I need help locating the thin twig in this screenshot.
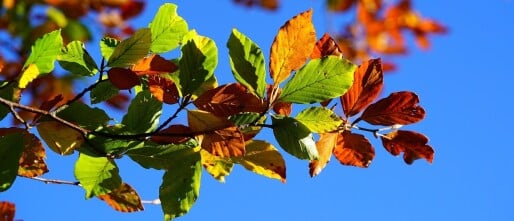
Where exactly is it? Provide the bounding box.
[9,105,30,129]
[156,95,192,132]
[26,176,81,186]
[141,199,161,205]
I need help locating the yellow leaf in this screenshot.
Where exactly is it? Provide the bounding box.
[37,121,84,155]
[269,9,316,84]
[200,149,233,182]
[309,132,338,177]
[233,140,286,182]
[18,64,39,89]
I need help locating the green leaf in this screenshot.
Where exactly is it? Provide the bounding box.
[296,107,343,133]
[23,29,63,73]
[200,150,233,182]
[57,102,110,130]
[0,84,18,121]
[100,37,120,60]
[228,112,262,126]
[149,3,188,53]
[62,20,91,42]
[0,133,24,192]
[87,125,144,155]
[74,153,122,198]
[160,150,201,220]
[107,28,151,68]
[126,139,198,170]
[178,30,218,95]
[122,91,162,133]
[58,41,98,76]
[47,7,68,27]
[90,80,119,104]
[227,28,266,98]
[279,56,356,104]
[271,115,318,160]
[232,140,286,182]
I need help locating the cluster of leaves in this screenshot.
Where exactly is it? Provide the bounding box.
[233,0,447,71]
[0,3,434,221]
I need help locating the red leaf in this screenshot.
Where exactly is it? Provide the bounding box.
[131,54,178,76]
[107,68,140,90]
[381,130,434,164]
[97,183,144,213]
[310,33,345,59]
[341,58,383,117]
[0,201,15,221]
[360,91,425,126]
[120,1,145,20]
[148,75,179,104]
[309,132,338,177]
[333,131,375,168]
[151,124,192,145]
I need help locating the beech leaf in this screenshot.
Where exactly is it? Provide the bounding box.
[381,130,434,164]
[100,37,120,60]
[296,107,342,133]
[107,68,141,90]
[333,132,375,168]
[131,54,178,76]
[58,41,98,76]
[149,3,189,53]
[37,121,84,156]
[107,28,151,68]
[200,149,234,183]
[122,91,162,133]
[23,29,63,73]
[310,33,345,59]
[0,201,15,221]
[74,153,122,199]
[233,140,286,182]
[360,91,425,126]
[309,132,338,177]
[271,115,318,160]
[342,58,383,117]
[0,133,24,192]
[97,183,144,213]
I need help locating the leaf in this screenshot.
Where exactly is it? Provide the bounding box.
[57,102,111,130]
[149,3,188,53]
[228,112,261,126]
[0,201,15,221]
[0,133,24,192]
[37,121,84,155]
[200,149,233,182]
[107,67,141,90]
[227,28,266,98]
[360,91,425,126]
[278,56,356,104]
[0,84,20,121]
[90,80,120,104]
[57,41,98,76]
[233,140,286,182]
[151,124,193,145]
[228,113,266,141]
[296,107,342,133]
[100,37,120,60]
[86,125,144,155]
[178,30,218,95]
[269,9,316,84]
[160,150,201,220]
[131,54,178,75]
[126,139,198,170]
[271,115,318,160]
[23,29,63,73]
[17,131,48,177]
[381,130,434,164]
[122,91,162,133]
[18,64,39,89]
[309,132,338,177]
[310,33,345,59]
[333,132,375,168]
[97,183,144,212]
[342,58,383,117]
[74,153,122,199]
[193,83,266,118]
[147,75,180,104]
[107,28,151,68]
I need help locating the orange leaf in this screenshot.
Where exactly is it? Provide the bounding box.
[341,58,383,117]
[0,201,15,221]
[269,9,316,84]
[333,132,375,168]
[107,67,140,90]
[97,183,144,213]
[309,132,338,177]
[0,128,48,177]
[148,75,179,104]
[360,91,425,126]
[194,83,266,118]
[151,124,192,145]
[381,130,434,164]
[310,33,345,59]
[131,54,178,76]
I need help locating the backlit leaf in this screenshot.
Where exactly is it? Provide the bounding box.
[149,3,188,53]
[107,67,141,90]
[296,107,342,133]
[86,125,144,155]
[107,28,151,68]
[100,37,120,60]
[56,102,110,130]
[18,64,39,89]
[37,121,84,155]
[342,58,383,117]
[90,80,119,104]
[122,91,162,133]
[270,9,316,84]
[0,201,15,221]
[17,131,48,177]
[233,140,286,182]
[97,183,144,212]
[227,28,266,98]
[381,130,434,164]
[151,124,192,145]
[0,84,19,120]
[74,153,122,199]
[271,115,318,160]
[200,149,233,182]
[360,91,425,126]
[127,139,198,170]
[58,41,98,76]
[0,133,24,192]
[310,33,345,59]
[333,132,375,168]
[309,132,338,177]
[23,29,63,73]
[279,56,356,104]
[147,75,180,104]
[131,54,178,75]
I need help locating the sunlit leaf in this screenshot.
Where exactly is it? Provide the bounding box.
[122,91,162,133]
[228,112,266,141]
[100,37,120,60]
[200,149,233,182]
[233,140,286,182]
[0,201,15,221]
[381,130,434,164]
[296,107,342,133]
[127,139,198,170]
[97,183,144,212]
[58,41,98,76]
[107,28,151,68]
[57,102,111,130]
[18,64,39,89]
[74,153,122,199]
[149,3,188,53]
[342,58,383,117]
[271,115,318,160]
[131,54,178,75]
[147,75,180,104]
[90,80,120,104]
[37,121,84,155]
[86,125,144,155]
[310,33,345,59]
[309,132,338,177]
[0,133,24,192]
[360,91,425,126]
[333,132,375,168]
[270,9,316,84]
[23,29,63,73]
[279,56,356,104]
[17,131,48,177]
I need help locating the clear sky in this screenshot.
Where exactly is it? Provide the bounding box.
[2,0,514,220]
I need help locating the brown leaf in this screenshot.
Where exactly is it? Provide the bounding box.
[381,130,434,164]
[131,54,178,76]
[269,9,316,84]
[120,1,145,20]
[333,131,375,168]
[148,75,179,104]
[341,58,383,117]
[0,128,49,177]
[272,101,292,116]
[97,183,144,213]
[310,33,345,59]
[151,124,192,145]
[0,201,15,221]
[360,91,425,126]
[309,132,338,177]
[108,67,140,90]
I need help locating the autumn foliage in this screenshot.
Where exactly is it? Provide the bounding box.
[0,1,440,220]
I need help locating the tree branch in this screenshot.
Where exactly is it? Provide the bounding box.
[25,176,81,186]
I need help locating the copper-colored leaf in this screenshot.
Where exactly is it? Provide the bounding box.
[360,91,425,126]
[97,183,144,213]
[0,201,15,221]
[341,58,383,117]
[0,128,49,177]
[310,33,344,59]
[269,9,316,84]
[148,75,179,104]
[333,132,375,168]
[309,132,338,177]
[272,101,292,116]
[381,130,434,164]
[107,67,141,90]
[120,1,145,20]
[151,124,192,145]
[194,83,266,118]
[131,54,178,76]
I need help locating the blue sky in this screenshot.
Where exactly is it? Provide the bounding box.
[2,0,514,220]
